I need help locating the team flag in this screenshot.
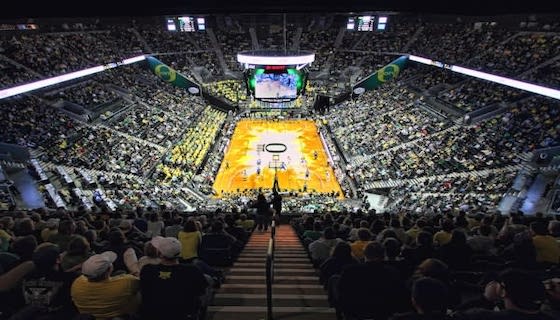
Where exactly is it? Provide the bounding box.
[351,55,408,98]
[146,56,201,95]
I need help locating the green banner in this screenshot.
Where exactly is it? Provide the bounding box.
[352,55,408,97]
[146,56,201,94]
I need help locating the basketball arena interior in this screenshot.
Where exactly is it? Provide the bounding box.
[0,1,559,320]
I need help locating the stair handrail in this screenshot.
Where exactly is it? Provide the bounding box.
[265,214,277,320]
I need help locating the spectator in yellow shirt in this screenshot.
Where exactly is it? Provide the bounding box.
[433,219,454,247]
[71,251,140,320]
[236,213,255,232]
[351,228,372,261]
[178,220,202,261]
[531,221,560,264]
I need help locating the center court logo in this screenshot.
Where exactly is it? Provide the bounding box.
[265,143,287,153]
[154,64,177,82]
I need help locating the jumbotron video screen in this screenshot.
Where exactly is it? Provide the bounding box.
[246,67,306,101]
[255,73,298,99]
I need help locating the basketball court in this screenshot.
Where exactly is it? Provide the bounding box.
[213,119,343,197]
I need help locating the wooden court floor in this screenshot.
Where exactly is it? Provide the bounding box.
[213,119,343,197]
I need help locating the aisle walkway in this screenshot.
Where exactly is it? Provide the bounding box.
[208,225,335,320]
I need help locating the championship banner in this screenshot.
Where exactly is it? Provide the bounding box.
[351,55,408,98]
[146,56,201,95]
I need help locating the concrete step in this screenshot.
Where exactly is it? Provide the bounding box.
[236,257,311,263]
[273,253,308,256]
[243,248,305,252]
[246,246,303,249]
[225,275,320,284]
[274,258,311,263]
[233,262,312,268]
[219,283,326,295]
[207,306,336,320]
[239,250,309,258]
[249,240,300,243]
[243,253,301,257]
[276,240,301,242]
[212,293,330,307]
[242,250,307,254]
[229,268,316,275]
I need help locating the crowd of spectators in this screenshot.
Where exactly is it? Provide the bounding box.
[190,52,222,78]
[196,115,237,196]
[255,23,286,52]
[51,80,120,110]
[0,206,259,319]
[0,95,78,150]
[110,103,200,147]
[326,85,449,157]
[204,80,247,105]
[0,61,37,89]
[0,28,142,78]
[215,30,251,71]
[154,107,226,184]
[522,59,560,89]
[0,200,558,320]
[0,17,560,320]
[438,79,529,112]
[44,125,163,176]
[407,64,466,92]
[468,33,560,77]
[137,26,200,54]
[0,15,559,221]
[353,20,418,54]
[329,51,364,76]
[409,22,514,65]
[208,189,355,214]
[292,209,560,320]
[387,172,517,213]
[102,179,204,213]
[351,94,559,186]
[300,26,340,72]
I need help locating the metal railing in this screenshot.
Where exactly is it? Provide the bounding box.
[265,216,277,320]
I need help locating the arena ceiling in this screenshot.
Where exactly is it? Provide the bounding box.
[4,0,558,19]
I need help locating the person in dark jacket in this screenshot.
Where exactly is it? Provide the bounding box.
[390,277,451,320]
[271,191,282,224]
[252,193,272,232]
[16,243,80,320]
[336,241,408,320]
[320,242,358,287]
[454,269,555,320]
[438,230,473,270]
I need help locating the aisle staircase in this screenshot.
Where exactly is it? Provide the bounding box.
[208,225,335,320]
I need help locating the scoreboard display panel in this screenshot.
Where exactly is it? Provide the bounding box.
[178,17,196,32]
[166,16,205,32]
[347,15,386,31]
[356,16,375,31]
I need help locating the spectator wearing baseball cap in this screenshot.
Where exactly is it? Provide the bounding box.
[455,268,554,320]
[71,251,140,319]
[140,236,210,320]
